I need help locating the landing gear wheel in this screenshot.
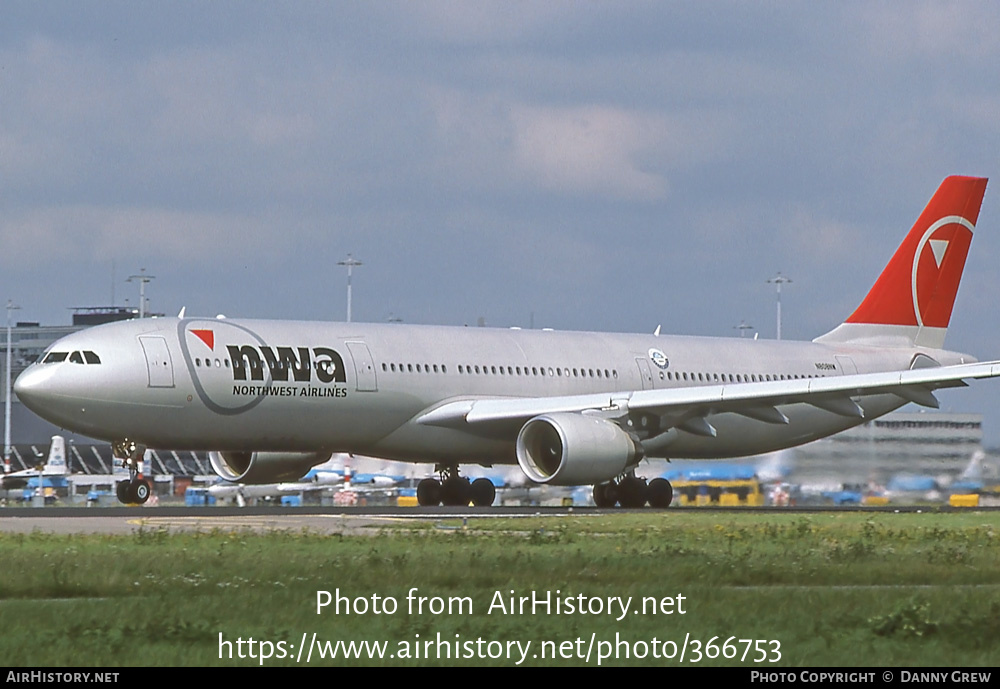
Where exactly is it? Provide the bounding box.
[112,438,149,505]
[116,479,151,505]
[470,478,496,507]
[440,476,472,506]
[593,482,617,508]
[647,478,673,508]
[617,476,648,508]
[417,478,441,507]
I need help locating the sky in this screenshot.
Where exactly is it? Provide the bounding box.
[3,2,1000,442]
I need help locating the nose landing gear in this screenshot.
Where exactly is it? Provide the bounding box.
[112,439,152,505]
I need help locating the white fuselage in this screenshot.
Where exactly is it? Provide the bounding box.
[13,316,969,467]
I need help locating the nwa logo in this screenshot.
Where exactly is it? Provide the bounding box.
[189,327,345,383]
[225,345,346,383]
[183,321,348,416]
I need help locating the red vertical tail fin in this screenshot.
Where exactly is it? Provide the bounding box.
[815,176,988,349]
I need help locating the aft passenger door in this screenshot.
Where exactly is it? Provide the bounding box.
[835,356,858,376]
[635,357,653,390]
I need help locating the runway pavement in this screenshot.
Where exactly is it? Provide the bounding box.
[0,505,582,535]
[0,504,994,535]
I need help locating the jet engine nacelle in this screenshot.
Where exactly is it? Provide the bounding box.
[209,451,331,484]
[516,413,640,485]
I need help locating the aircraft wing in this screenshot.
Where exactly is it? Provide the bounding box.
[2,469,38,489]
[416,360,1000,431]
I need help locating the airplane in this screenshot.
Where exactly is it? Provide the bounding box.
[884,474,943,502]
[349,472,407,487]
[2,435,68,490]
[13,176,1000,508]
[880,448,989,503]
[328,452,409,487]
[206,454,345,506]
[332,457,409,505]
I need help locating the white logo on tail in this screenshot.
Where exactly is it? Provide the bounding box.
[910,215,975,327]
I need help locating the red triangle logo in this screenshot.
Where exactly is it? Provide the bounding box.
[191,329,214,350]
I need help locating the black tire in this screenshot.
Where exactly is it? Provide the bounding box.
[647,478,673,508]
[617,476,648,508]
[134,479,151,504]
[593,482,616,508]
[440,476,472,506]
[416,478,441,506]
[470,478,496,507]
[116,480,131,504]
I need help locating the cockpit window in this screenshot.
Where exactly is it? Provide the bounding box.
[41,350,101,364]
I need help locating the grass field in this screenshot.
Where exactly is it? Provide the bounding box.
[1,511,998,666]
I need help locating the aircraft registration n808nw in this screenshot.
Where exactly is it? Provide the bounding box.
[14,176,999,507]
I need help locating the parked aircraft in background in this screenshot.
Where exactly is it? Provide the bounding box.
[880,449,992,503]
[884,474,943,502]
[349,471,407,487]
[658,450,793,484]
[2,435,68,490]
[204,453,408,506]
[948,450,993,495]
[14,177,999,507]
[206,454,345,506]
[338,454,408,489]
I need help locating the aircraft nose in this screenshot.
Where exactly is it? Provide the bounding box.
[13,365,57,415]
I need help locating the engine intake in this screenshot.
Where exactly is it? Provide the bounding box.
[516,413,639,485]
[209,451,331,483]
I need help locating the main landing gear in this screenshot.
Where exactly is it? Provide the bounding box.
[113,439,152,505]
[593,473,673,509]
[417,465,496,507]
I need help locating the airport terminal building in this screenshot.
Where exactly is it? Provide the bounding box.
[792,411,984,482]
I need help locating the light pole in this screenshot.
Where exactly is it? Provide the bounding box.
[338,254,363,323]
[766,272,791,340]
[127,269,155,319]
[5,300,21,474]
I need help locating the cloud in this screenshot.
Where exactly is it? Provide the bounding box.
[859,2,1000,62]
[389,1,600,45]
[508,104,670,200]
[430,91,735,201]
[0,205,277,268]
